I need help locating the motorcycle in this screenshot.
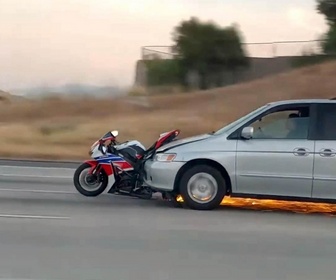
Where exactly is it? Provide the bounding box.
[73,129,180,199]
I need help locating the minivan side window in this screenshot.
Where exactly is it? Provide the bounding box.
[248,106,310,140]
[314,104,336,140]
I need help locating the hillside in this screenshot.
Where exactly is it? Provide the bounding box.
[0,90,11,102]
[0,61,335,160]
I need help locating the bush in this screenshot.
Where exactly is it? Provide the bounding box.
[144,58,185,87]
[291,54,336,68]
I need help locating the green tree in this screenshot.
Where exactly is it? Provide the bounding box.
[172,17,249,90]
[321,24,336,53]
[317,0,336,53]
[317,0,336,25]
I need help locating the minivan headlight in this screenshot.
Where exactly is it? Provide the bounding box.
[154,153,176,162]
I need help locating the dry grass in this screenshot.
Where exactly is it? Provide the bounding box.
[1,61,336,160]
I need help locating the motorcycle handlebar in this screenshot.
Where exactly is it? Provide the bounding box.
[98,138,118,155]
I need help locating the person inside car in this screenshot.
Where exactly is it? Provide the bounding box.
[286,113,307,139]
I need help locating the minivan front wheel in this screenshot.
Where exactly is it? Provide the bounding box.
[179,165,226,210]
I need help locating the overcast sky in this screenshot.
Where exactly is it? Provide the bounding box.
[0,0,327,91]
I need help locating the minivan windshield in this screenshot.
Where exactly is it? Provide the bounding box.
[213,104,269,135]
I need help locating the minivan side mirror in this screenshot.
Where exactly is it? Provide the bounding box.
[241,127,254,140]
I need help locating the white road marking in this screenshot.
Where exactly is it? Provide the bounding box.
[0,165,75,179]
[0,173,72,179]
[0,279,47,280]
[0,164,76,194]
[0,188,74,194]
[0,214,70,220]
[0,165,75,171]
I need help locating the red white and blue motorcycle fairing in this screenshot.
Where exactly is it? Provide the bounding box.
[73,129,180,199]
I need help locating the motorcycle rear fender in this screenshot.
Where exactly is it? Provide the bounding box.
[155,129,180,149]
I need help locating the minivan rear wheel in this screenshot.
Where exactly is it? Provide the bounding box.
[179,164,226,210]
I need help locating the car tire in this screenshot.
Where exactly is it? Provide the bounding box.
[179,164,226,210]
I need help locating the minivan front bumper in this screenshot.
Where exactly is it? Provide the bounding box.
[144,160,185,192]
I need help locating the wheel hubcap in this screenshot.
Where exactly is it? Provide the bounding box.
[79,168,103,192]
[187,172,218,204]
[86,174,97,184]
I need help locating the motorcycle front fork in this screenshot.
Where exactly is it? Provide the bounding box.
[86,164,104,183]
[90,163,102,175]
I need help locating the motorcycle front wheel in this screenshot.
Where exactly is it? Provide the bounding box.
[73,162,108,197]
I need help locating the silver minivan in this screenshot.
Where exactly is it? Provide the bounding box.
[144,99,336,210]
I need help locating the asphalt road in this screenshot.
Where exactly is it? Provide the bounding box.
[0,160,336,280]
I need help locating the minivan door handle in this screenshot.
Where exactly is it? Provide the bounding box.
[293,148,310,156]
[319,148,336,157]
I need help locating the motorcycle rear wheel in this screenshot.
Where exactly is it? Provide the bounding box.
[73,162,108,197]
